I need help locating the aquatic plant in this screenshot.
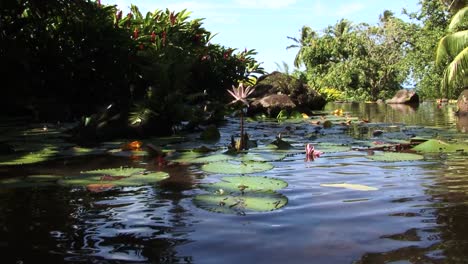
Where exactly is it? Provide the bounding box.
[305,143,323,161]
[227,83,256,151]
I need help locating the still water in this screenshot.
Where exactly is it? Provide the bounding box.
[0,102,467,264]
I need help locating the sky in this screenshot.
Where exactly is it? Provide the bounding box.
[101,0,421,73]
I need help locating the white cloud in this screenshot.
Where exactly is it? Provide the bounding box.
[234,0,297,9]
[336,2,365,16]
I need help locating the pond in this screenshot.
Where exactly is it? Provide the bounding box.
[1,102,467,264]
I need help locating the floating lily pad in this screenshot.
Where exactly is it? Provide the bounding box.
[200,176,288,193]
[0,147,59,166]
[366,152,424,162]
[321,183,378,191]
[26,175,62,182]
[58,168,169,187]
[412,139,468,153]
[201,161,274,174]
[190,153,235,163]
[193,192,287,214]
[195,176,288,214]
[316,143,351,153]
[0,177,56,188]
[108,149,148,157]
[238,152,287,162]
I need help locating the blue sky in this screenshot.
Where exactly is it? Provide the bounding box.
[101,0,420,73]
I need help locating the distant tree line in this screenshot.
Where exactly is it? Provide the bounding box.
[287,0,467,101]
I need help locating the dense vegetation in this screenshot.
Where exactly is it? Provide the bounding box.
[0,0,263,136]
[287,0,467,101]
[0,0,466,139]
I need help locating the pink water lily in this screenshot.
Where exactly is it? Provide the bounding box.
[305,143,323,161]
[227,83,255,107]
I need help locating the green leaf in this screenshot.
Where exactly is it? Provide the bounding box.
[193,192,287,214]
[201,161,274,174]
[366,152,424,162]
[199,176,288,193]
[58,168,169,187]
[412,139,468,153]
[0,147,58,166]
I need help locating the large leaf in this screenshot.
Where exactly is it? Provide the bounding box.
[193,193,287,215]
[58,168,169,187]
[200,176,288,193]
[201,161,274,174]
[0,147,58,166]
[194,176,288,214]
[412,139,468,153]
[366,152,424,162]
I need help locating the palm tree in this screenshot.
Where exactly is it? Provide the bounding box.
[286,26,317,68]
[435,6,468,97]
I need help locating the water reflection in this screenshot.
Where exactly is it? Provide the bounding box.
[456,115,468,133]
[1,102,468,263]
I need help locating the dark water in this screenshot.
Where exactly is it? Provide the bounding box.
[1,102,468,264]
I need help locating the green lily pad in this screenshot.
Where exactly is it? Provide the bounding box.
[238,152,287,162]
[316,143,351,153]
[201,161,274,174]
[193,192,288,214]
[412,139,468,153]
[190,153,235,163]
[26,175,62,182]
[321,183,378,191]
[366,152,424,162]
[0,177,56,189]
[58,168,169,187]
[194,176,288,214]
[200,176,288,193]
[0,147,59,166]
[108,149,148,157]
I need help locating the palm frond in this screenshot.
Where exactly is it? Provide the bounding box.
[436,30,468,65]
[441,47,468,97]
[449,6,468,32]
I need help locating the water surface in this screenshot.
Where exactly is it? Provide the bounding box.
[1,102,467,263]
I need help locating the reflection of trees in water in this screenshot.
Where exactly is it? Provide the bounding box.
[356,158,468,263]
[327,102,457,126]
[64,185,195,263]
[62,165,200,263]
[456,115,468,133]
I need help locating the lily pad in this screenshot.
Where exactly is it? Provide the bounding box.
[0,147,59,166]
[412,139,468,153]
[193,192,287,214]
[58,168,169,187]
[238,152,287,162]
[321,183,378,191]
[0,177,56,188]
[366,152,424,162]
[201,160,274,174]
[194,175,288,214]
[316,143,351,153]
[200,176,288,193]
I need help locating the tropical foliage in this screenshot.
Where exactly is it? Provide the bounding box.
[1,0,264,137]
[288,0,468,101]
[436,6,468,97]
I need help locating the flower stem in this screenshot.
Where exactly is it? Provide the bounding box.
[239,110,245,150]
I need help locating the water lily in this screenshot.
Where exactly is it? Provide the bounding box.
[227,83,255,151]
[305,143,323,161]
[227,83,255,107]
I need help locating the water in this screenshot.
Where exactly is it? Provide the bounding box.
[1,102,467,263]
